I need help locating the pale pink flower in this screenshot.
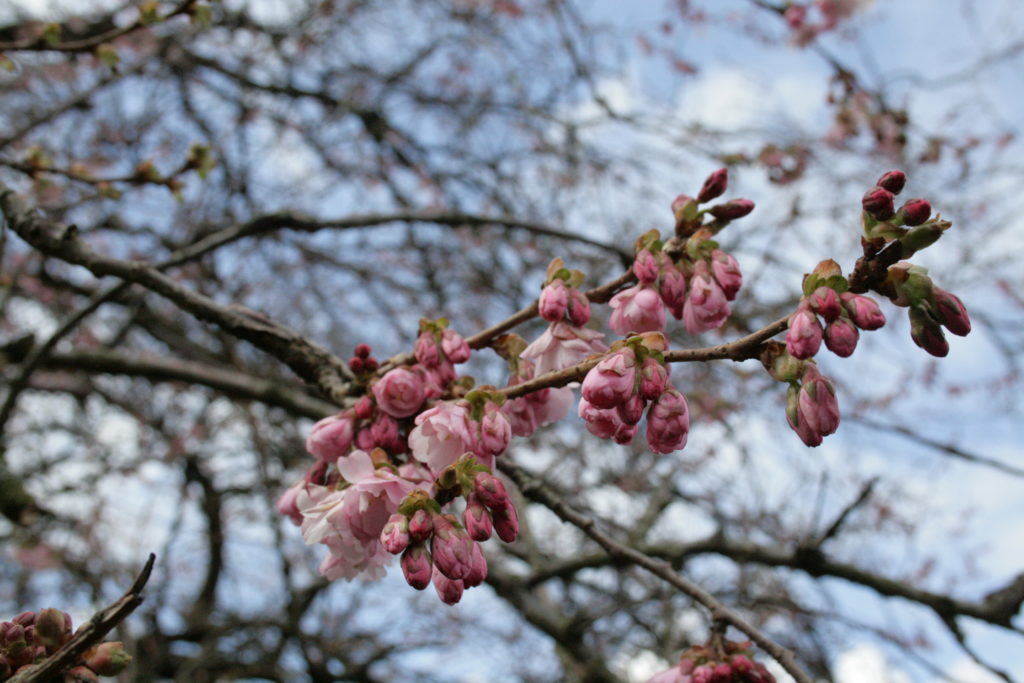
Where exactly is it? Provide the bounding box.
[501,359,575,437]
[539,278,570,322]
[299,484,393,581]
[408,402,475,475]
[682,261,730,334]
[609,284,666,335]
[645,388,690,454]
[470,401,511,459]
[275,482,306,526]
[581,347,637,409]
[305,412,354,461]
[372,367,426,418]
[520,321,607,377]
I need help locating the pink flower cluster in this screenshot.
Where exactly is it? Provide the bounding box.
[609,247,740,337]
[579,342,689,453]
[0,609,131,679]
[785,363,840,448]
[785,285,885,360]
[408,399,511,476]
[381,470,518,604]
[501,356,575,437]
[647,641,776,683]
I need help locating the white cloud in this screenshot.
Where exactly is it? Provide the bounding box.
[835,643,912,683]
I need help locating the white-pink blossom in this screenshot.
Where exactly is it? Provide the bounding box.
[609,284,666,335]
[520,321,606,377]
[408,402,475,475]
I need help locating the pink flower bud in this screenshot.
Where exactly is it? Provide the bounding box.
[683,261,731,334]
[900,198,931,226]
[659,261,687,317]
[354,426,374,451]
[380,513,411,554]
[415,331,441,367]
[671,194,697,221]
[401,543,433,590]
[432,565,465,604]
[633,249,660,284]
[431,515,475,580]
[909,306,949,357]
[34,608,70,651]
[82,641,131,676]
[697,168,728,203]
[349,356,364,373]
[613,423,638,445]
[862,186,895,220]
[492,500,519,543]
[472,402,511,459]
[609,285,667,335]
[617,394,646,425]
[364,356,379,372]
[463,495,493,541]
[638,356,669,401]
[710,249,743,301]
[840,292,886,330]
[354,343,371,358]
[567,287,592,326]
[578,397,626,439]
[474,471,510,510]
[408,508,434,543]
[354,395,373,421]
[933,287,970,336]
[708,198,755,220]
[692,665,713,683]
[876,169,906,194]
[372,367,426,418]
[539,279,570,323]
[441,328,471,363]
[730,655,754,674]
[11,612,35,627]
[463,541,488,588]
[305,413,354,460]
[582,348,637,409]
[645,388,690,454]
[791,365,841,445]
[809,286,841,321]
[824,317,859,357]
[370,413,402,452]
[785,305,823,359]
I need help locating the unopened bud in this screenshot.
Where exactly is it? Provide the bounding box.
[862,186,895,220]
[401,544,433,590]
[638,356,669,400]
[909,306,949,357]
[354,343,371,358]
[473,471,510,510]
[348,357,364,373]
[698,168,729,203]
[463,496,493,542]
[809,286,841,321]
[824,317,859,357]
[380,513,411,554]
[492,500,519,543]
[933,287,970,336]
[35,608,71,651]
[876,170,906,195]
[408,508,433,543]
[840,292,886,330]
[633,249,659,284]
[785,305,823,360]
[432,566,465,605]
[900,198,931,226]
[617,394,646,425]
[671,194,698,223]
[708,198,754,220]
[539,279,570,323]
[462,541,488,588]
[899,222,948,258]
[82,641,132,676]
[64,666,100,683]
[567,287,591,326]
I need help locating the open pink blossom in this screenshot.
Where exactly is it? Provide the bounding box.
[298,486,390,581]
[609,284,666,335]
[275,482,306,526]
[408,402,475,475]
[372,367,426,418]
[502,377,574,437]
[520,321,607,377]
[682,261,731,334]
[305,412,354,461]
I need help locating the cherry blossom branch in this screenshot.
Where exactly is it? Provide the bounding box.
[497,459,814,683]
[497,315,791,400]
[8,554,155,683]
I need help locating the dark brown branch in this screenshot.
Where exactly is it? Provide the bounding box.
[9,553,156,683]
[498,460,814,683]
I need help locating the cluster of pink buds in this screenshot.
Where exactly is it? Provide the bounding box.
[0,609,130,679]
[785,259,886,359]
[579,332,690,453]
[347,343,379,377]
[538,258,591,326]
[382,459,518,604]
[648,640,776,683]
[859,171,971,356]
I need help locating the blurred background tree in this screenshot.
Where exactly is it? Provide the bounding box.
[0,0,1021,681]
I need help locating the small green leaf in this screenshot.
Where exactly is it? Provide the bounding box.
[96,44,120,69]
[42,23,61,47]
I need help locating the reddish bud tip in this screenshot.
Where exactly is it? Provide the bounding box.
[708,198,754,220]
[862,186,895,220]
[876,170,907,195]
[354,343,371,358]
[697,168,729,203]
[349,357,364,373]
[900,198,931,226]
